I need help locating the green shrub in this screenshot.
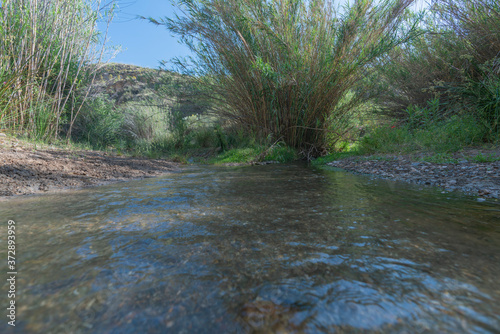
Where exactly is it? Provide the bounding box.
[406,98,444,129]
[213,147,261,164]
[160,0,419,155]
[372,15,463,117]
[120,102,170,142]
[264,144,297,163]
[71,97,124,149]
[0,0,115,140]
[451,69,500,141]
[373,0,500,141]
[192,127,218,148]
[358,114,487,154]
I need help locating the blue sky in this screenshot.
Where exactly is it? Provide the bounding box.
[100,0,191,69]
[102,0,428,69]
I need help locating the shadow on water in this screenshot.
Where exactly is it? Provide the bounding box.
[0,164,499,333]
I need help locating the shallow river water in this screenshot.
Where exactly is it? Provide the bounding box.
[1,164,499,333]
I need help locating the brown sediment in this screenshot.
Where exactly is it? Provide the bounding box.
[327,148,500,199]
[0,135,178,198]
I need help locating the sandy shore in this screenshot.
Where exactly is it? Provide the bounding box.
[328,148,500,199]
[0,135,178,198]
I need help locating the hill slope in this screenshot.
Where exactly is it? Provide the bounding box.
[90,63,210,117]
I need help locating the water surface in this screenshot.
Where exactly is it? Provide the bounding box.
[1,164,499,333]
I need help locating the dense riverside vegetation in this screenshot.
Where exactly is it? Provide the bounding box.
[0,0,499,164]
[158,0,419,157]
[0,0,116,141]
[355,0,500,157]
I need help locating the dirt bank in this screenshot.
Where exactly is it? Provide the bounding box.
[327,148,500,200]
[0,135,178,198]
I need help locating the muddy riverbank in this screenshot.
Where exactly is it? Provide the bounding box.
[0,135,178,198]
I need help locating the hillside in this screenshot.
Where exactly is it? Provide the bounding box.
[90,63,210,117]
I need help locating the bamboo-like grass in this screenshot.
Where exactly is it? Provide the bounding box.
[160,0,419,155]
[0,0,115,141]
[374,0,500,138]
[434,0,500,71]
[437,0,500,138]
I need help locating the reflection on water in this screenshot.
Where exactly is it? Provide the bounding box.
[1,164,499,333]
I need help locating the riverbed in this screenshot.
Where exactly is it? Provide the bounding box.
[1,164,499,333]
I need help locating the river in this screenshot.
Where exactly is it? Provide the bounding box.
[1,164,499,333]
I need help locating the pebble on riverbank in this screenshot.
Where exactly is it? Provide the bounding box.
[327,150,500,199]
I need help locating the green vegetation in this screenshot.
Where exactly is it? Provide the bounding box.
[422,153,460,164]
[211,143,297,164]
[469,153,500,163]
[356,114,486,154]
[159,0,418,155]
[1,0,499,166]
[0,0,115,140]
[315,0,500,163]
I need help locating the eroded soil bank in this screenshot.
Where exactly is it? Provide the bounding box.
[0,135,178,198]
[328,148,500,199]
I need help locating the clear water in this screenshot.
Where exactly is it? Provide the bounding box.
[1,164,499,333]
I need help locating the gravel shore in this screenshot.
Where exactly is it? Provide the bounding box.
[327,148,500,199]
[2,133,499,201]
[0,135,178,198]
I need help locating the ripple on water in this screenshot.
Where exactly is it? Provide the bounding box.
[0,164,499,333]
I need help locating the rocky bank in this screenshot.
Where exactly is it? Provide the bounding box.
[328,148,500,200]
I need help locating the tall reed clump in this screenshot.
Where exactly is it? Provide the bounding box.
[157,0,419,156]
[0,0,115,141]
[374,0,500,140]
[436,0,500,140]
[371,10,464,117]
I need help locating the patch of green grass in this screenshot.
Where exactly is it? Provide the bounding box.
[211,147,262,164]
[357,126,414,154]
[263,145,297,163]
[310,151,360,166]
[357,115,487,155]
[422,153,459,164]
[209,143,298,164]
[469,153,500,163]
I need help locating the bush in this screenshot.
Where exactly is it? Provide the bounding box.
[264,144,297,163]
[160,0,419,155]
[0,0,115,140]
[358,114,487,154]
[71,97,124,149]
[120,102,170,142]
[373,0,500,142]
[372,15,464,116]
[451,67,500,141]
